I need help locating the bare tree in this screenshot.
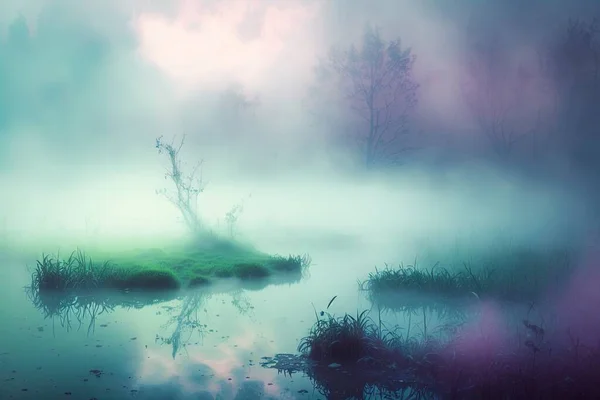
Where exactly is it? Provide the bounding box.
[321,26,419,166]
[155,135,206,235]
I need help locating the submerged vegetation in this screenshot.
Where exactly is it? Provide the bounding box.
[298,298,414,366]
[284,298,434,397]
[275,297,600,399]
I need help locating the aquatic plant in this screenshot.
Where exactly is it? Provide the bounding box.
[291,299,441,398]
[295,300,600,399]
[365,248,575,303]
[31,250,117,292]
[269,253,312,273]
[297,297,422,366]
[29,249,181,293]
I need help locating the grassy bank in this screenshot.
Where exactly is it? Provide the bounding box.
[29,238,310,294]
[363,247,576,304]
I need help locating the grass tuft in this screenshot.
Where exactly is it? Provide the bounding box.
[30,249,181,293]
[365,248,576,303]
[269,254,312,272]
[294,299,600,398]
[298,310,405,363]
[233,263,270,279]
[298,297,414,366]
[29,242,310,295]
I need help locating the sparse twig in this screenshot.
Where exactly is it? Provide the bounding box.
[156,135,207,235]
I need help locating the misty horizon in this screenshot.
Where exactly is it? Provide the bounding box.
[1,0,599,253]
[2,1,600,399]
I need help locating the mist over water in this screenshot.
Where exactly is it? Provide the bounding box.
[0,168,587,265]
[1,0,600,399]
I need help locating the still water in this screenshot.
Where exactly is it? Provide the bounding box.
[0,241,442,400]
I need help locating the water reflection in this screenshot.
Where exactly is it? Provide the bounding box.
[25,286,178,335]
[368,289,470,321]
[303,363,432,400]
[4,250,466,400]
[15,270,324,399]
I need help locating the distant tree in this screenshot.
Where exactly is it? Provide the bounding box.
[6,15,31,50]
[461,34,543,160]
[0,16,32,132]
[317,26,419,167]
[0,10,110,140]
[545,17,600,172]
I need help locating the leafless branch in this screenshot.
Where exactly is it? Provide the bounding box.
[155,135,207,234]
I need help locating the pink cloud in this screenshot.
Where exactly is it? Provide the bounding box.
[136,326,283,397]
[132,0,319,94]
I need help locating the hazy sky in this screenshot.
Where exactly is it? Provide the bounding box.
[1,0,598,163]
[0,0,596,251]
[1,7,598,398]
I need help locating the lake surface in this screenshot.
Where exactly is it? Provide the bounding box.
[0,242,451,400]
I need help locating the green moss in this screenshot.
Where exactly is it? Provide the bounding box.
[112,270,181,290]
[233,263,270,279]
[30,239,310,294]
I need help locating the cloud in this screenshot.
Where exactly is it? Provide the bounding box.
[0,0,596,249]
[133,0,321,95]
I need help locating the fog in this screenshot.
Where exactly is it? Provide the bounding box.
[3,2,600,398]
[0,0,598,255]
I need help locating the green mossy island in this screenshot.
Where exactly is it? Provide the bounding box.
[30,237,310,294]
[28,135,311,297]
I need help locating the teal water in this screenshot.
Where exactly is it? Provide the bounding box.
[0,243,445,400]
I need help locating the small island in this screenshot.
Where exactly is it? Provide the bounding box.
[30,237,310,295]
[29,135,310,297]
